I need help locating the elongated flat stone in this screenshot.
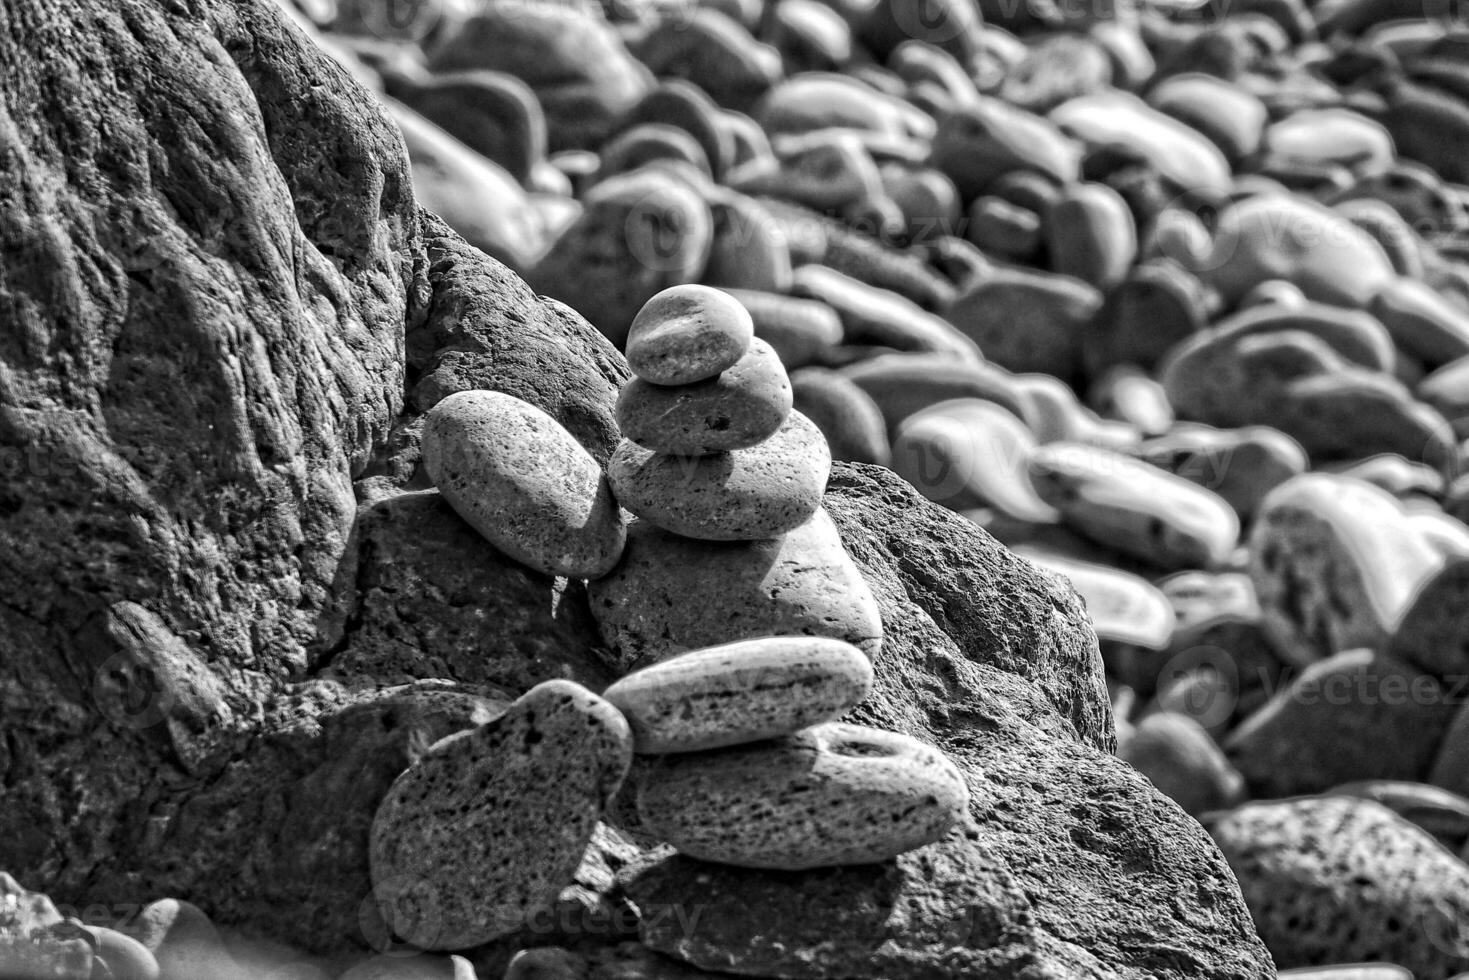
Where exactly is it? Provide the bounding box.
[892,399,1058,522]
[602,636,873,754]
[636,722,968,869]
[617,337,791,455]
[607,410,830,541]
[1028,442,1240,571]
[625,284,755,386]
[422,390,626,578]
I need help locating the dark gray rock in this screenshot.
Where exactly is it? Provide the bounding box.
[614,467,1272,980]
[319,489,616,696]
[1211,796,1469,977]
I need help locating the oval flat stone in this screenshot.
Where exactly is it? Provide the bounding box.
[1223,649,1458,797]
[626,284,755,388]
[892,399,1059,522]
[1028,442,1240,570]
[1186,194,1395,309]
[1087,365,1174,438]
[880,164,961,243]
[390,102,551,273]
[1249,473,1452,664]
[772,0,853,72]
[1045,181,1137,290]
[422,390,626,579]
[756,74,912,138]
[630,9,781,112]
[1389,556,1469,680]
[1135,423,1308,518]
[607,410,829,540]
[1082,259,1209,374]
[618,80,733,181]
[1277,967,1412,980]
[1330,453,1446,499]
[599,123,713,181]
[618,338,791,455]
[742,131,882,211]
[368,680,633,950]
[1368,276,1469,370]
[1050,90,1232,194]
[945,265,1102,379]
[791,265,979,361]
[703,193,795,294]
[1419,353,1469,439]
[930,97,1082,199]
[1277,370,1457,472]
[603,637,874,754]
[1147,73,1267,164]
[636,722,968,869]
[1334,199,1424,279]
[1162,301,1398,410]
[588,509,883,670]
[528,170,713,348]
[1010,373,1140,449]
[791,367,891,466]
[1263,108,1395,174]
[966,195,1042,263]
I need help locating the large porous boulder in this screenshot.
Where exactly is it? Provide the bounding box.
[0,0,621,951]
[0,1,1272,976]
[619,466,1273,980]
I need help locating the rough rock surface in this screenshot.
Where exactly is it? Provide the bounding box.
[1211,797,1469,977]
[0,1,1271,976]
[0,0,615,952]
[618,468,1272,980]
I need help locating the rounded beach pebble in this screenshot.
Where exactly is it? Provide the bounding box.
[1027,441,1240,570]
[625,284,755,385]
[368,680,633,950]
[636,722,969,869]
[602,636,874,754]
[617,337,792,455]
[607,410,831,540]
[422,390,626,578]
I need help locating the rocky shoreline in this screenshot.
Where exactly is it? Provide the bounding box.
[4,0,1469,976]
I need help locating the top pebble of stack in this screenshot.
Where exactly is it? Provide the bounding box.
[626,284,755,385]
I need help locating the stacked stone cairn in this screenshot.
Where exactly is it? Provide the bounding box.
[366,285,970,953]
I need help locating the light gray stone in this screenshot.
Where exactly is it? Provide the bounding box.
[368,681,633,950]
[602,636,873,753]
[607,410,830,541]
[636,722,969,869]
[625,284,755,386]
[422,390,625,578]
[617,338,791,455]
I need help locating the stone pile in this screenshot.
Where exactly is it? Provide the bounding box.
[365,286,967,956]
